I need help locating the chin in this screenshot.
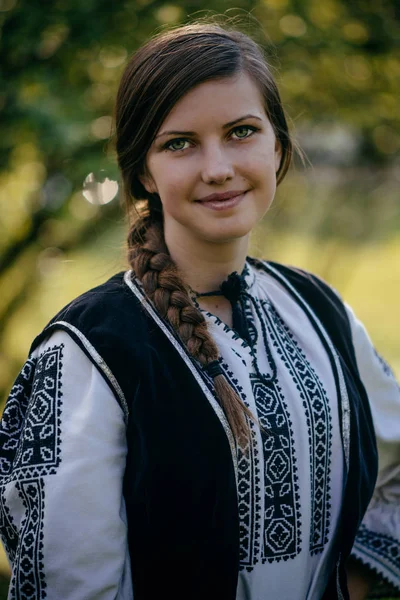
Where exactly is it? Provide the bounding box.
[199,223,254,244]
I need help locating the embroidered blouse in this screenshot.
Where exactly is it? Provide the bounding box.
[0,260,399,599]
[194,262,400,598]
[196,264,344,599]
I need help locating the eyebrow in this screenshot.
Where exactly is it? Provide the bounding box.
[154,114,263,140]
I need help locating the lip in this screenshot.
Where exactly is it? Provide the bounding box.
[195,191,248,211]
[196,190,247,202]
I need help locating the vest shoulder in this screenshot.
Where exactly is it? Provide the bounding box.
[52,271,137,318]
[30,271,144,353]
[248,257,344,304]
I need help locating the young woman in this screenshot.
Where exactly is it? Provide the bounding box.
[0,21,399,600]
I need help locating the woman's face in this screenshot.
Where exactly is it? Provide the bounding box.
[140,72,281,248]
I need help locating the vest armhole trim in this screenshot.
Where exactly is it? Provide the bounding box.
[40,321,129,422]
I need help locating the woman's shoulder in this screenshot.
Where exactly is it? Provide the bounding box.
[247,256,354,344]
[53,270,134,314]
[247,256,342,301]
[30,270,145,355]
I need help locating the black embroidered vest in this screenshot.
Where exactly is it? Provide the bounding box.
[31,261,378,600]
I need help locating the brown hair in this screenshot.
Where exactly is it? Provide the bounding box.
[114,21,293,444]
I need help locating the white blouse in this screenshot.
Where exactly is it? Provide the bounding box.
[1,262,399,599]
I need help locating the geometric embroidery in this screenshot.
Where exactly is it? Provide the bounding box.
[217,366,263,570]
[263,301,332,554]
[0,345,64,599]
[251,375,301,563]
[0,357,37,481]
[223,303,300,569]
[237,418,261,569]
[239,293,302,566]
[11,479,46,599]
[0,488,18,564]
[233,292,332,568]
[354,524,400,582]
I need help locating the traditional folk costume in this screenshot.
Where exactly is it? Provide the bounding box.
[0,259,399,599]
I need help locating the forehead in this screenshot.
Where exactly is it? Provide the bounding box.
[159,72,266,129]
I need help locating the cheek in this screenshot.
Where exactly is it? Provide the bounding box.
[154,161,192,193]
[247,157,277,185]
[158,179,189,216]
[163,180,188,204]
[245,143,278,176]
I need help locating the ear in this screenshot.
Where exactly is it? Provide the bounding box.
[138,168,158,195]
[274,138,282,173]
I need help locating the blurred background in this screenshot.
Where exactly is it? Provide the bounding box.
[0,0,399,594]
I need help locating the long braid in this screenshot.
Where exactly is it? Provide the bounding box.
[128,218,257,445]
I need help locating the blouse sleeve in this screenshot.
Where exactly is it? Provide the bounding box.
[345,303,400,596]
[0,330,133,599]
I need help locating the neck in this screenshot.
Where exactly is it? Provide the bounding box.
[164,225,249,294]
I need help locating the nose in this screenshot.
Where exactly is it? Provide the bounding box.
[200,144,234,184]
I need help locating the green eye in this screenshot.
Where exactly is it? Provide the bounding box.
[165,138,188,151]
[232,126,256,139]
[163,125,258,152]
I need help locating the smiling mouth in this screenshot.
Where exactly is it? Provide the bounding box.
[196,190,248,203]
[196,191,248,211]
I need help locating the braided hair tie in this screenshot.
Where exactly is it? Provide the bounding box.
[206,360,223,378]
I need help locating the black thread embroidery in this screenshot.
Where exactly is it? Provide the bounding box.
[194,278,333,567]
[0,345,64,599]
[0,489,18,563]
[354,524,400,582]
[221,361,264,570]
[263,299,332,554]
[237,419,261,569]
[11,479,47,599]
[243,295,301,565]
[373,348,398,384]
[238,292,332,566]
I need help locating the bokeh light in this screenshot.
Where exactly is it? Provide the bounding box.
[82,171,118,205]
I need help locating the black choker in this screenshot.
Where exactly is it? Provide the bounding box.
[192,271,247,305]
[193,271,251,345]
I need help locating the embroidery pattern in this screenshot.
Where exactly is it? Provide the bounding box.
[252,374,300,563]
[0,489,18,563]
[218,361,263,569]
[240,295,302,565]
[373,348,398,384]
[12,479,46,599]
[193,268,333,567]
[234,292,332,567]
[0,345,64,599]
[237,424,261,569]
[0,358,36,480]
[263,300,332,554]
[354,525,400,582]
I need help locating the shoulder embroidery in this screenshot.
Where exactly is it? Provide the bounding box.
[0,344,64,599]
[353,524,400,590]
